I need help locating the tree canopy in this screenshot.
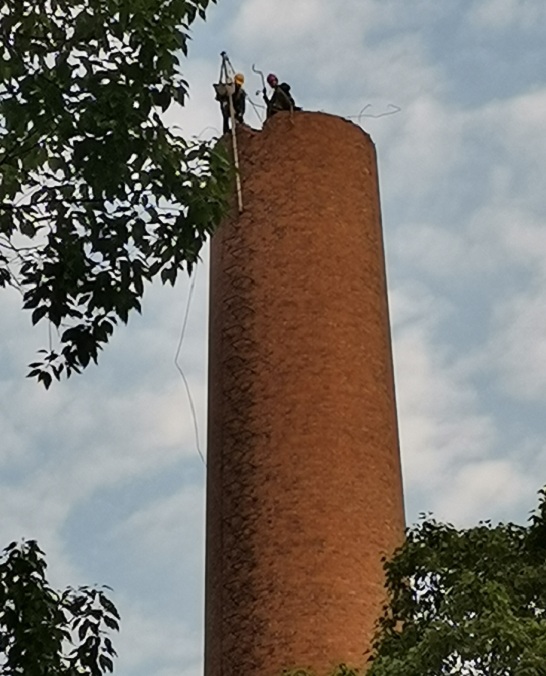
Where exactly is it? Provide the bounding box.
[0,0,230,387]
[0,539,119,675]
[368,489,546,676]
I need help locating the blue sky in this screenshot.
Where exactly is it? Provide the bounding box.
[1,1,546,674]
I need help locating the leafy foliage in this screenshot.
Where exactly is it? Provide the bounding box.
[0,0,231,387]
[368,489,546,676]
[0,539,119,675]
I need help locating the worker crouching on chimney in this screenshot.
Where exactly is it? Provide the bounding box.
[216,72,246,134]
[263,73,300,119]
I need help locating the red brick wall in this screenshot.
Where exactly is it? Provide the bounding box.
[205,112,404,676]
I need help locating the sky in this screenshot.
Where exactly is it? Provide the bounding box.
[1,0,546,674]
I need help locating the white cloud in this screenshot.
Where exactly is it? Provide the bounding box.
[475,89,546,209]
[392,222,486,279]
[489,280,546,400]
[470,0,546,31]
[113,484,205,572]
[235,0,328,40]
[391,284,496,495]
[229,0,443,112]
[167,57,226,138]
[392,283,546,526]
[114,602,202,676]
[433,458,535,525]
[378,84,546,290]
[389,281,447,329]
[486,206,546,272]
[232,0,443,53]
[0,270,209,590]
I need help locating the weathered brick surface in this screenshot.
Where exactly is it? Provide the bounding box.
[205,112,405,676]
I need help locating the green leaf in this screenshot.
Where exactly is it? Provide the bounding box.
[0,540,119,673]
[369,488,546,676]
[37,371,52,389]
[1,0,230,386]
[31,306,49,325]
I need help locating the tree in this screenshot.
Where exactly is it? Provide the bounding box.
[0,0,231,387]
[368,489,546,676]
[0,539,119,675]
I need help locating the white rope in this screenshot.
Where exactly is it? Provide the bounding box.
[220,52,244,213]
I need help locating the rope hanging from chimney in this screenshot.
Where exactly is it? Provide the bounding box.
[217,51,244,213]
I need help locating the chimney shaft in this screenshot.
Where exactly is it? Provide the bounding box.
[205,112,404,676]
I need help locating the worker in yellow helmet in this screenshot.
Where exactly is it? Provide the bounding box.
[215,72,246,134]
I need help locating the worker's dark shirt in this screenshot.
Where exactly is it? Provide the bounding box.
[219,84,246,122]
[264,83,298,118]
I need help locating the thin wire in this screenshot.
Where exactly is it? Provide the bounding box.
[347,103,402,122]
[248,96,265,124]
[174,269,207,468]
[247,72,401,126]
[196,125,222,140]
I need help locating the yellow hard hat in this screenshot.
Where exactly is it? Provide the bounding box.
[234,73,245,85]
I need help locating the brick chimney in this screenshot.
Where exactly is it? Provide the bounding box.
[205,112,404,676]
